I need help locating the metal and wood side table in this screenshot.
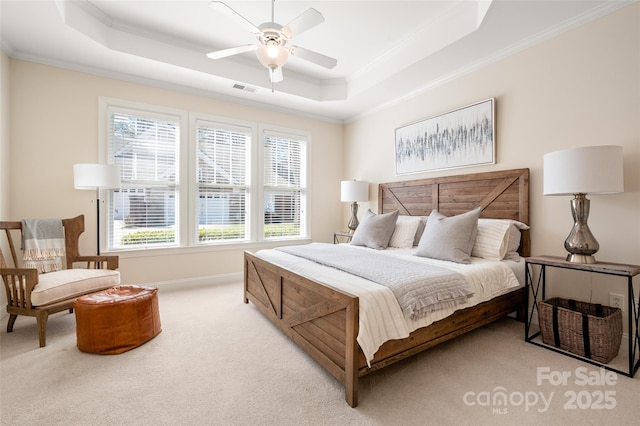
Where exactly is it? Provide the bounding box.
[333,232,353,244]
[525,255,640,377]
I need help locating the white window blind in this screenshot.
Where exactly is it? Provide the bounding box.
[263,130,307,239]
[107,107,180,249]
[196,120,251,243]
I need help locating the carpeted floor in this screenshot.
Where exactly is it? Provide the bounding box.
[1,281,638,425]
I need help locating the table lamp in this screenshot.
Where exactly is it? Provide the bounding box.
[543,145,623,264]
[341,180,369,232]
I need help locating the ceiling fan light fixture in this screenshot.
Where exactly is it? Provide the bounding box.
[265,42,280,59]
[256,42,289,69]
[207,2,336,83]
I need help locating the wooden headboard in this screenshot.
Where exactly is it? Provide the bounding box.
[379,168,530,256]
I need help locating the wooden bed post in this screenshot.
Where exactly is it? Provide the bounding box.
[344,298,359,407]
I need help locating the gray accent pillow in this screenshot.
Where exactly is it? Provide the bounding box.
[350,209,399,250]
[415,207,481,263]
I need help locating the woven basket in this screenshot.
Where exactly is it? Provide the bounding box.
[538,298,622,364]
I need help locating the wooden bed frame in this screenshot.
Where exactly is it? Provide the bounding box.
[244,168,529,407]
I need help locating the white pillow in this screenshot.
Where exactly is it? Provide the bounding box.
[471,219,511,261]
[505,220,530,260]
[388,216,421,248]
[472,219,529,261]
[412,216,428,246]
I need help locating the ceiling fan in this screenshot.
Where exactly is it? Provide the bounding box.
[206,1,337,83]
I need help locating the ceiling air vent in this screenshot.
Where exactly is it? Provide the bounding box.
[232,83,257,93]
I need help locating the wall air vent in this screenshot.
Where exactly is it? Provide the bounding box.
[232,83,257,93]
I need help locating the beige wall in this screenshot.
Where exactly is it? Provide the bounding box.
[1,50,10,307]
[344,5,639,322]
[7,61,343,284]
[0,50,9,221]
[0,51,9,219]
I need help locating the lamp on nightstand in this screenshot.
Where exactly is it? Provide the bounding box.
[341,180,369,233]
[543,145,624,264]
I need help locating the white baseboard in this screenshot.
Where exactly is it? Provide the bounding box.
[0,272,243,322]
[147,272,243,291]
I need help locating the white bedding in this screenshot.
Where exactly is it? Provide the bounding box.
[255,245,524,365]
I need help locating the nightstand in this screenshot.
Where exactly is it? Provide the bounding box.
[334,232,353,244]
[525,255,640,377]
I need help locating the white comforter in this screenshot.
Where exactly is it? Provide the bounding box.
[255,245,523,365]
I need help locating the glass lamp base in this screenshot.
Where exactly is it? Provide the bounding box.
[566,253,596,264]
[564,194,599,264]
[347,202,359,232]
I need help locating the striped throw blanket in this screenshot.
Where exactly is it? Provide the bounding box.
[22,219,65,273]
[276,243,474,320]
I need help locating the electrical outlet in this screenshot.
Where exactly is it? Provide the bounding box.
[609,293,625,311]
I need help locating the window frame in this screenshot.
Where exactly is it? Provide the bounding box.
[258,125,310,242]
[188,113,257,247]
[99,97,310,255]
[99,97,189,253]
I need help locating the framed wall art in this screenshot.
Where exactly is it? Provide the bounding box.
[395,98,495,175]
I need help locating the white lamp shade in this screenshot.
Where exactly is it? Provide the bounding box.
[543,145,623,195]
[341,180,369,202]
[74,164,121,190]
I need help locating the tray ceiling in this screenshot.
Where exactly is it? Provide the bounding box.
[0,0,631,122]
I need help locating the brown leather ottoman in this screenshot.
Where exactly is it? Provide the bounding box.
[74,285,161,354]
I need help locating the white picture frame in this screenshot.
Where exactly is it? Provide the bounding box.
[395,98,495,175]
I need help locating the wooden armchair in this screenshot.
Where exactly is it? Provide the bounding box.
[0,215,120,347]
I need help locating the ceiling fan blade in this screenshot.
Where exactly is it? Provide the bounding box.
[269,67,283,83]
[289,45,337,69]
[209,1,261,34]
[206,44,257,60]
[282,8,324,39]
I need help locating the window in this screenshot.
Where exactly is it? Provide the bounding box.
[105,105,182,250]
[195,120,251,243]
[101,98,309,252]
[262,129,308,240]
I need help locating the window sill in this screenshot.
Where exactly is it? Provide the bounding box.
[105,238,313,259]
